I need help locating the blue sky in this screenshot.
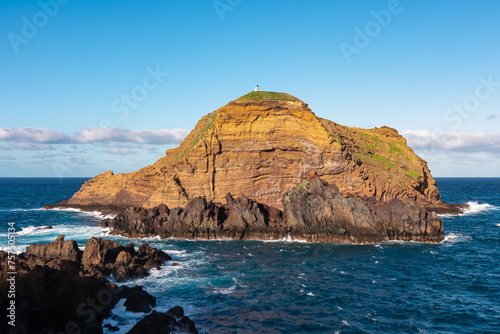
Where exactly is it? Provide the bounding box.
[1,0,499,177]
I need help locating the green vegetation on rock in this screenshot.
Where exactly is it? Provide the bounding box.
[236,91,299,102]
[406,170,421,178]
[388,143,403,154]
[176,112,217,162]
[298,181,309,190]
[355,152,395,171]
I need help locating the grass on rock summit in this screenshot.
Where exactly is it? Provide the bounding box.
[236,91,299,102]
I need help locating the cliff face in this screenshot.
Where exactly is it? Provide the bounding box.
[58,92,442,211]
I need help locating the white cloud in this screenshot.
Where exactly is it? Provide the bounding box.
[74,127,189,144]
[10,143,55,150]
[104,148,136,155]
[0,127,69,143]
[403,130,500,153]
[0,126,190,148]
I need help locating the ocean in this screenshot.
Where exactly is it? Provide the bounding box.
[1,177,499,333]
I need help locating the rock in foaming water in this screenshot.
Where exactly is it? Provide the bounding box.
[0,235,198,334]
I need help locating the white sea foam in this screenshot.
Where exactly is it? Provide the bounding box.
[439,201,497,217]
[259,235,308,243]
[442,233,471,245]
[462,201,496,215]
[16,224,108,238]
[45,207,116,219]
[16,225,42,236]
[102,299,145,334]
[0,224,112,253]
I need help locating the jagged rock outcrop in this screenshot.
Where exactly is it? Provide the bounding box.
[101,177,444,243]
[47,91,459,214]
[25,234,82,262]
[13,235,171,282]
[101,193,286,240]
[127,307,198,334]
[81,237,171,281]
[122,286,156,313]
[0,236,198,334]
[283,177,444,243]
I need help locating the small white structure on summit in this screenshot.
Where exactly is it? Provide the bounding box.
[255,85,259,92]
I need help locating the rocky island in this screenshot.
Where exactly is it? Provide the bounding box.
[46,92,467,243]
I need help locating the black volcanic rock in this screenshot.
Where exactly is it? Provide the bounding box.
[101,178,443,243]
[101,193,286,240]
[127,307,198,334]
[283,178,444,243]
[25,234,82,262]
[122,286,156,313]
[0,236,198,334]
[81,237,171,281]
[0,257,121,333]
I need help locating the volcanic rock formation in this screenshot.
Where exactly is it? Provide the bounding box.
[101,177,444,243]
[47,91,458,214]
[0,236,198,334]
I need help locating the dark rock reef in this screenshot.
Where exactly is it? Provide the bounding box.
[101,193,285,240]
[101,177,444,243]
[0,235,198,334]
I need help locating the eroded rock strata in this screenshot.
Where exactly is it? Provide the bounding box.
[0,236,198,334]
[101,177,444,243]
[46,92,463,215]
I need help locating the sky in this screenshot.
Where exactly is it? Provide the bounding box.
[1,0,499,177]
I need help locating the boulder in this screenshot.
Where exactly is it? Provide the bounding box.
[25,234,82,262]
[122,286,156,313]
[127,308,198,334]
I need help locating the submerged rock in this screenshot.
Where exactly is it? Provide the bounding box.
[122,286,156,313]
[127,307,198,334]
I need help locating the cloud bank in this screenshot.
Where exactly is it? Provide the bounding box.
[403,130,500,153]
[0,126,189,148]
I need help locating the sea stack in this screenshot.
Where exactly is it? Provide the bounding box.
[47,91,454,212]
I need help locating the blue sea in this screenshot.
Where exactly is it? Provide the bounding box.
[1,177,499,333]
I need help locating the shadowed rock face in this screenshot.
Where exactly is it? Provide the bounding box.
[47,92,453,213]
[81,237,172,281]
[283,178,444,243]
[127,308,198,334]
[101,178,444,243]
[0,236,198,334]
[101,194,286,240]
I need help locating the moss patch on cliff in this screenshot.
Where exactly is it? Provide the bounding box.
[236,91,299,102]
[175,112,217,162]
[355,152,396,171]
[406,170,421,178]
[298,181,309,190]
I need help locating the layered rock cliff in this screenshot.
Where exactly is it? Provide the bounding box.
[49,91,455,213]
